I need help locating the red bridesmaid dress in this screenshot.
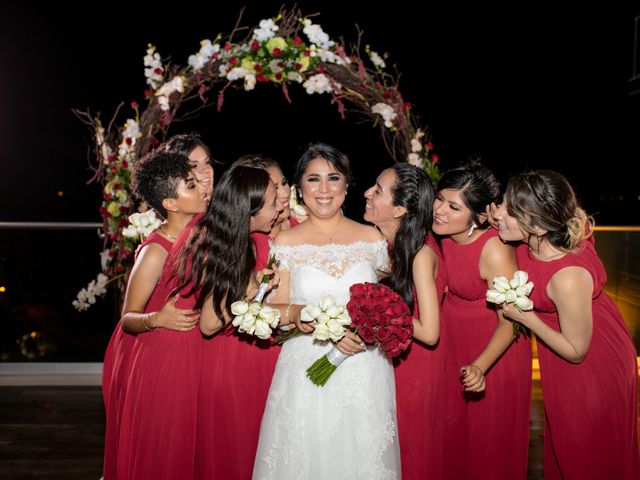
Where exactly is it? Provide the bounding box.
[117,221,203,480]
[519,237,639,479]
[194,220,296,480]
[394,233,448,480]
[101,232,172,480]
[440,228,531,480]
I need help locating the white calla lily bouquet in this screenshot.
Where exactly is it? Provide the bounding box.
[302,295,354,386]
[230,255,280,340]
[486,270,534,338]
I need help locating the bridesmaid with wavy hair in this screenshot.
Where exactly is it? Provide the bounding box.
[490,170,639,480]
[117,165,282,480]
[194,154,297,480]
[434,160,531,480]
[363,163,446,479]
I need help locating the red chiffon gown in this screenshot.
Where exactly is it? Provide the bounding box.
[117,219,203,480]
[194,220,296,480]
[394,233,447,480]
[101,232,172,480]
[518,238,639,479]
[440,229,531,480]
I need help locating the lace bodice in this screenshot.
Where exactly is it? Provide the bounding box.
[254,238,400,480]
[272,240,389,305]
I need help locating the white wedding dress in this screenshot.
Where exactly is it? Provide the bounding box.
[253,240,401,480]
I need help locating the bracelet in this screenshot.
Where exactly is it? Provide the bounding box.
[142,312,159,332]
[142,313,152,331]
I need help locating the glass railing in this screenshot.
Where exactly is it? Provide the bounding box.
[593,227,640,349]
[0,223,638,363]
[0,222,118,362]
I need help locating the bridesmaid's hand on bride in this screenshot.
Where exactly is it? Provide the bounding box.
[336,331,366,355]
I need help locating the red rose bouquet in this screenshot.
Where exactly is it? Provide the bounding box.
[306,282,413,386]
[347,282,413,357]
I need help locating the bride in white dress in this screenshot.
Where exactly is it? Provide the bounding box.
[253,144,401,480]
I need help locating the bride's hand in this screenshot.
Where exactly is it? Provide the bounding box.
[293,309,315,334]
[336,331,366,355]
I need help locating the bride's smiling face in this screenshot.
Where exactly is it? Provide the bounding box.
[299,157,347,219]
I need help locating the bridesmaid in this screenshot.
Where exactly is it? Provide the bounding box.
[163,133,215,197]
[117,166,282,480]
[433,160,531,480]
[363,163,446,479]
[101,143,210,480]
[490,170,639,479]
[194,154,297,480]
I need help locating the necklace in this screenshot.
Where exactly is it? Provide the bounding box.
[529,247,565,261]
[310,216,344,243]
[158,226,177,241]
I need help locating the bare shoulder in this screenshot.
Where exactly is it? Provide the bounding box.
[481,235,515,264]
[344,218,384,242]
[135,242,169,270]
[548,266,593,297]
[415,243,438,265]
[272,221,311,246]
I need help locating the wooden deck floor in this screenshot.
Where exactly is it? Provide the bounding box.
[0,382,547,480]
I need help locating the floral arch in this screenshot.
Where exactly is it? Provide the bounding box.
[72,8,440,310]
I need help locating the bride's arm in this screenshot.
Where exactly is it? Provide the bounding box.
[265,269,311,332]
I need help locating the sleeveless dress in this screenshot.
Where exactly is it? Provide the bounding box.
[440,229,531,480]
[117,218,203,480]
[102,231,172,480]
[394,233,447,480]
[517,237,639,479]
[194,219,297,480]
[253,239,401,480]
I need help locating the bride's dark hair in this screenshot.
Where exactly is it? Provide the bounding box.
[293,143,352,188]
[381,164,434,311]
[174,165,271,318]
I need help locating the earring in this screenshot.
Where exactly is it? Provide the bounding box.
[467,223,477,237]
[536,234,543,252]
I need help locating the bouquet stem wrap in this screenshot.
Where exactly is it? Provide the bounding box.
[306,346,349,386]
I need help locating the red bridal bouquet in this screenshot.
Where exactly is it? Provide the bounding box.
[347,282,413,357]
[306,282,413,386]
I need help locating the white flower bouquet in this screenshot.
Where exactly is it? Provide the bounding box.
[122,211,162,240]
[303,295,353,386]
[486,270,534,339]
[230,255,280,340]
[230,300,280,340]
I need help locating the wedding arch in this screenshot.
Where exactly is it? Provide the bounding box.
[72,8,441,310]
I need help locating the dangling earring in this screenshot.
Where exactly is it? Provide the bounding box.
[467,223,478,237]
[536,234,543,252]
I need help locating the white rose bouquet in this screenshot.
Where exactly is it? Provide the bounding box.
[230,255,281,340]
[486,270,534,339]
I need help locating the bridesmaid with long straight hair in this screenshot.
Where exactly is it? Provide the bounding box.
[490,170,639,480]
[363,163,446,479]
[117,166,282,480]
[433,160,531,480]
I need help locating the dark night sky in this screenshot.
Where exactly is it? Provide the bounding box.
[1,2,639,224]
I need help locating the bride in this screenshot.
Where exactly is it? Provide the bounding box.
[253,144,401,480]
